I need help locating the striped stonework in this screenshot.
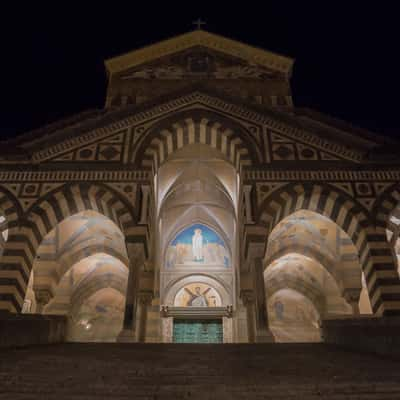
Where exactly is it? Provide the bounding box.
[71,272,128,316]
[264,271,326,317]
[256,183,400,316]
[33,241,130,303]
[0,183,141,313]
[264,244,337,282]
[375,185,400,247]
[136,113,259,172]
[0,189,23,312]
[58,243,129,278]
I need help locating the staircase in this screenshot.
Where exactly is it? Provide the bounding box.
[0,343,399,399]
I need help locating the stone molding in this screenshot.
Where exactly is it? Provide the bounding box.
[160,305,233,319]
[245,170,400,182]
[21,92,367,164]
[0,170,149,182]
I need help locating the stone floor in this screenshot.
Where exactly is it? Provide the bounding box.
[0,343,399,399]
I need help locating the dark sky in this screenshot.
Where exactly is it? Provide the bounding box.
[1,3,400,141]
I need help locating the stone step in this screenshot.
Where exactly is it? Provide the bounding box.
[0,343,399,399]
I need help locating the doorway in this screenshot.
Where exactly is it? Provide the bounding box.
[172,319,223,343]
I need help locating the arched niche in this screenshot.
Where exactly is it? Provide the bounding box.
[174,283,222,307]
[67,287,125,343]
[157,157,238,212]
[264,253,352,318]
[163,274,231,306]
[268,288,322,343]
[164,223,231,269]
[32,210,128,304]
[265,209,362,299]
[161,206,234,256]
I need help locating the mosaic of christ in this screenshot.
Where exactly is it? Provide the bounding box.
[166,224,230,268]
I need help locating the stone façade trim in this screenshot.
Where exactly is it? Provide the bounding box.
[27,93,365,164]
[0,170,150,182]
[245,169,400,182]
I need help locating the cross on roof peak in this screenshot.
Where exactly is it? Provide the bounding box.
[192,18,206,30]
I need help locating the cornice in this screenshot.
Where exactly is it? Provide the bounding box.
[244,169,400,182]
[0,170,150,182]
[105,30,294,76]
[0,168,398,183]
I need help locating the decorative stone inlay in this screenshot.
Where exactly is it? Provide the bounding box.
[273,144,293,159]
[79,149,93,159]
[301,148,315,158]
[99,145,120,161]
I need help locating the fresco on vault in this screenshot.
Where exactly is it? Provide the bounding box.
[166,224,230,268]
[174,283,222,307]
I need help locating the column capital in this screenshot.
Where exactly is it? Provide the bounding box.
[34,289,52,306]
[240,289,255,306]
[243,184,254,224]
[343,288,361,303]
[138,291,153,306]
[139,185,151,225]
[243,184,253,193]
[343,288,361,315]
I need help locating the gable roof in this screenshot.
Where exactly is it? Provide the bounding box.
[105,30,294,77]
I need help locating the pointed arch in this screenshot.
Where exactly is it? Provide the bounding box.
[0,185,23,227]
[264,244,337,282]
[135,109,261,171]
[265,270,326,317]
[256,183,400,316]
[162,273,232,306]
[374,183,400,245]
[0,186,25,312]
[162,212,232,260]
[0,182,138,312]
[71,273,128,316]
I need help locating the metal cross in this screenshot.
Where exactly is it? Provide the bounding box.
[192,18,206,30]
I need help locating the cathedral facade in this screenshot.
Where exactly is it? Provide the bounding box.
[1,30,400,343]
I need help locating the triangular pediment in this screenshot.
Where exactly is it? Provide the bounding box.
[105,30,294,77]
[116,45,285,83]
[8,89,381,166]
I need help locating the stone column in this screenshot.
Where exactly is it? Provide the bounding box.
[222,316,233,343]
[241,289,256,343]
[253,258,274,342]
[243,185,254,224]
[34,289,52,314]
[161,316,173,343]
[343,289,361,316]
[117,243,145,343]
[117,261,138,342]
[137,291,153,342]
[139,185,150,225]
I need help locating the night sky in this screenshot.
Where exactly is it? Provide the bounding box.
[1,3,399,141]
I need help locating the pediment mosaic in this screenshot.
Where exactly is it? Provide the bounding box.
[120,47,282,81]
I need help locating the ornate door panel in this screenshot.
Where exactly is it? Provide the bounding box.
[173,319,223,343]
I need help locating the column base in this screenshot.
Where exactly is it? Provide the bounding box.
[0,309,12,317]
[116,329,137,343]
[255,329,275,343]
